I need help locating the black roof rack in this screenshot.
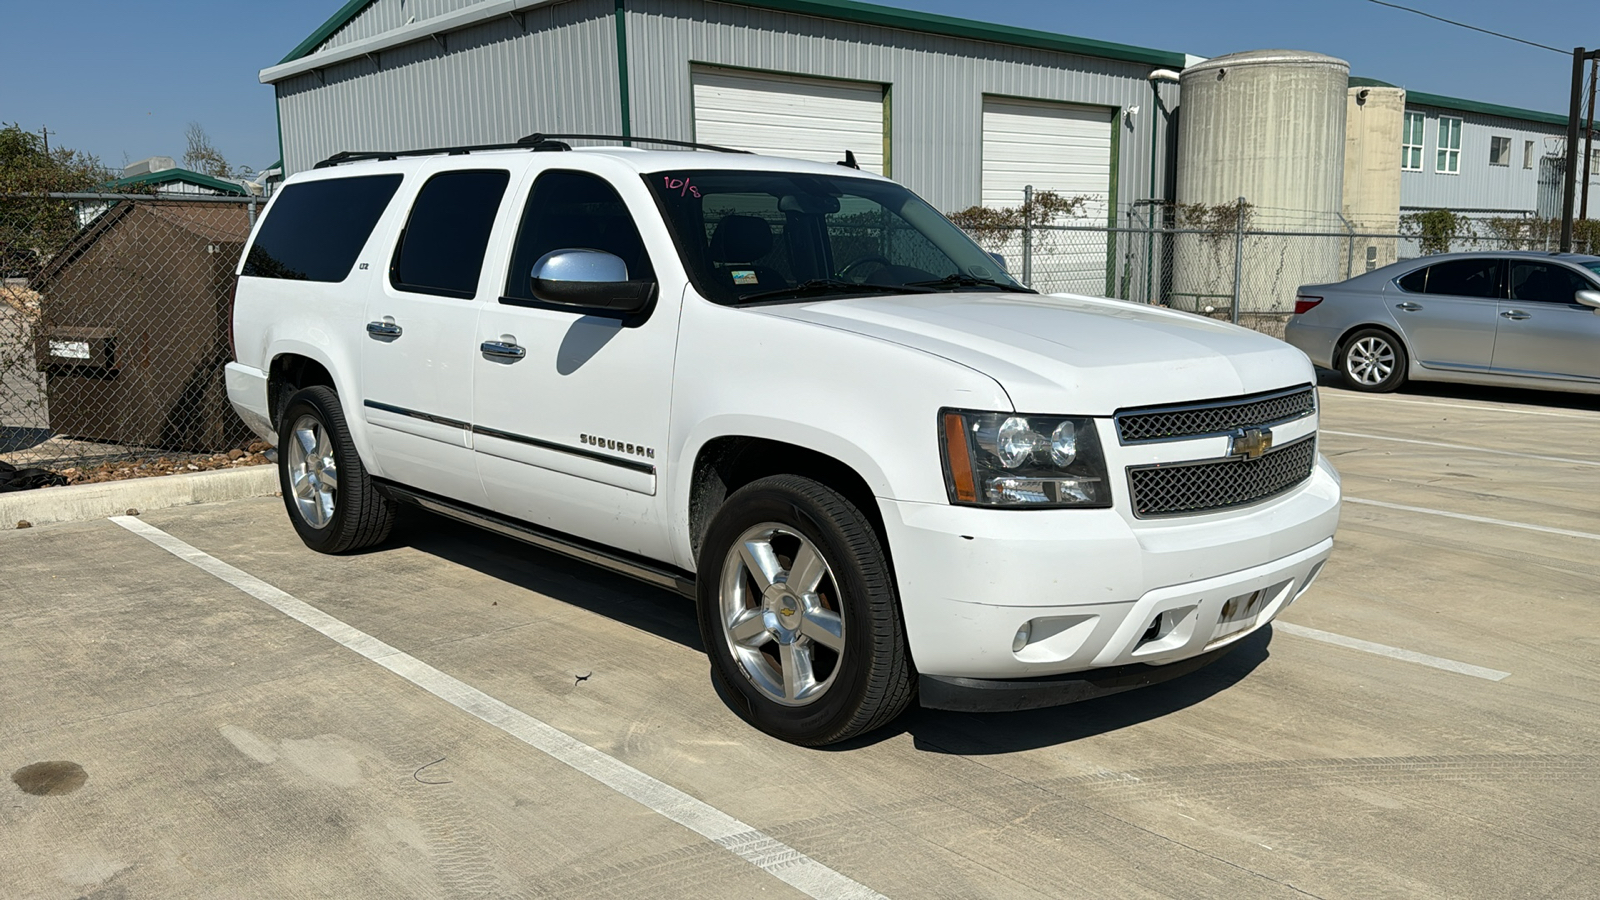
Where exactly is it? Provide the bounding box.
[314,133,749,169]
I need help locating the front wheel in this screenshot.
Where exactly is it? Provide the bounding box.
[277,385,395,553]
[1340,328,1407,393]
[696,475,913,746]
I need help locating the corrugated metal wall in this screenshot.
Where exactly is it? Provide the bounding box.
[276,0,620,174]
[321,0,484,51]
[1399,107,1571,214]
[274,0,1173,215]
[625,0,1168,215]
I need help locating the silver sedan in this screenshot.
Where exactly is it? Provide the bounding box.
[1285,251,1600,393]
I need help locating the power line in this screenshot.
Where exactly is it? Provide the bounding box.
[1364,0,1566,55]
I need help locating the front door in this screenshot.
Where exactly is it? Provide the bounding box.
[1492,260,1600,383]
[361,166,514,505]
[471,166,680,562]
[1388,257,1503,373]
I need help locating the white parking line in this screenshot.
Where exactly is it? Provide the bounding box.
[109,515,887,900]
[1323,430,1600,468]
[1325,393,1600,422]
[1274,622,1510,682]
[1344,497,1600,542]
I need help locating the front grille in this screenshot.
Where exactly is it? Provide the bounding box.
[1116,386,1315,443]
[1127,436,1317,518]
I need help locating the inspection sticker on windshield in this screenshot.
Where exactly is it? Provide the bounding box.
[731,270,759,285]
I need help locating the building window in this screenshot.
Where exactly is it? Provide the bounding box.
[1402,111,1425,171]
[1436,116,1462,174]
[1524,140,1535,169]
[1489,136,1511,167]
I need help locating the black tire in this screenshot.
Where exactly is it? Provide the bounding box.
[696,474,913,746]
[1339,327,1408,393]
[277,385,394,553]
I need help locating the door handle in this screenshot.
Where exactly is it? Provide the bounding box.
[480,340,526,360]
[1395,302,1422,312]
[1500,310,1531,321]
[366,320,403,338]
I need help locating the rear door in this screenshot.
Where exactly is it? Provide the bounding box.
[360,166,514,504]
[1387,258,1503,372]
[1492,260,1600,382]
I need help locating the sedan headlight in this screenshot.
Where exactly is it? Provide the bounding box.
[940,409,1112,508]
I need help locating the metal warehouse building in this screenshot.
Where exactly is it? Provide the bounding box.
[260,0,1186,225]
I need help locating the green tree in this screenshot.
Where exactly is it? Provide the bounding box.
[0,123,114,278]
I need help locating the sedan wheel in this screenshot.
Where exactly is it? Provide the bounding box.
[1341,329,1407,393]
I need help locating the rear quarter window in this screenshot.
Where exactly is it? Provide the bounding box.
[242,174,403,282]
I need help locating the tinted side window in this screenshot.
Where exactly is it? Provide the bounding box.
[1421,259,1501,298]
[1509,262,1595,304]
[1395,267,1428,293]
[391,169,511,299]
[504,171,654,302]
[243,174,402,281]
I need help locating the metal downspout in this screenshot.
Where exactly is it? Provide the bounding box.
[614,0,632,144]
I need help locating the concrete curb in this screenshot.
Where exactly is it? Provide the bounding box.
[2,465,280,528]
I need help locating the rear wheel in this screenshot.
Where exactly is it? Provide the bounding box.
[1340,328,1407,392]
[696,475,913,746]
[277,385,394,553]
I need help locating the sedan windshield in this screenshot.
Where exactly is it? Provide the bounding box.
[1583,260,1600,279]
[646,170,1029,305]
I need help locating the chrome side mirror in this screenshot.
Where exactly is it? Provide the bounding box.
[528,249,655,314]
[1576,289,1600,312]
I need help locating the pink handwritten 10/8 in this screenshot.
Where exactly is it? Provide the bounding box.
[664,176,701,198]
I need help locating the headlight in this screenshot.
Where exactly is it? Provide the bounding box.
[940,409,1112,508]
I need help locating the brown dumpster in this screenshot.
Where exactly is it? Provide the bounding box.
[31,200,253,451]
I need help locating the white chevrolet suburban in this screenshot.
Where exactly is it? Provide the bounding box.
[226,135,1340,746]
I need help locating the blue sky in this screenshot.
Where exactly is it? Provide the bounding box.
[0,0,1587,173]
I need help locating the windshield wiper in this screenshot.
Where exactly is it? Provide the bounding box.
[737,279,935,304]
[902,274,1036,293]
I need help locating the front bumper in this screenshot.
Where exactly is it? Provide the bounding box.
[877,455,1339,686]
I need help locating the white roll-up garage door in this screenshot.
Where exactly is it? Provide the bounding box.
[982,97,1113,295]
[692,68,886,175]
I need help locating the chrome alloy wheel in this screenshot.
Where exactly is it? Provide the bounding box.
[1346,336,1396,386]
[285,414,339,529]
[718,523,846,706]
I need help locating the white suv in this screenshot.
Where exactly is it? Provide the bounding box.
[227,136,1340,746]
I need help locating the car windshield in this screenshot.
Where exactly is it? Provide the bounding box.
[646,169,1029,305]
[1583,260,1600,279]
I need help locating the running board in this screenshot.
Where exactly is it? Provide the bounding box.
[380,482,696,598]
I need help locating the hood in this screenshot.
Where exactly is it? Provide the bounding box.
[756,292,1314,414]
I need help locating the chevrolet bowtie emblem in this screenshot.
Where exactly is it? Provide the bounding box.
[1230,427,1273,460]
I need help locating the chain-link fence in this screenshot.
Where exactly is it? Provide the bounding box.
[2,187,1595,485]
[1,192,271,483]
[983,199,1596,340]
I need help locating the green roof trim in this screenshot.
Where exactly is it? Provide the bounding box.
[1349,75,1570,127]
[107,168,250,196]
[279,0,376,65]
[277,0,1185,68]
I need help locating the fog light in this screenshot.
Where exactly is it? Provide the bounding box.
[1012,622,1032,652]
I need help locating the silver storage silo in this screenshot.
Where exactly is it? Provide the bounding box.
[1172,50,1349,333]
[1343,85,1406,274]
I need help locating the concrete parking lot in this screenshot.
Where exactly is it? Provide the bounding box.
[4,379,1598,899]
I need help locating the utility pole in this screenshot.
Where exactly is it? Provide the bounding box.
[40,125,53,154]
[1583,57,1598,222]
[1561,48,1600,252]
